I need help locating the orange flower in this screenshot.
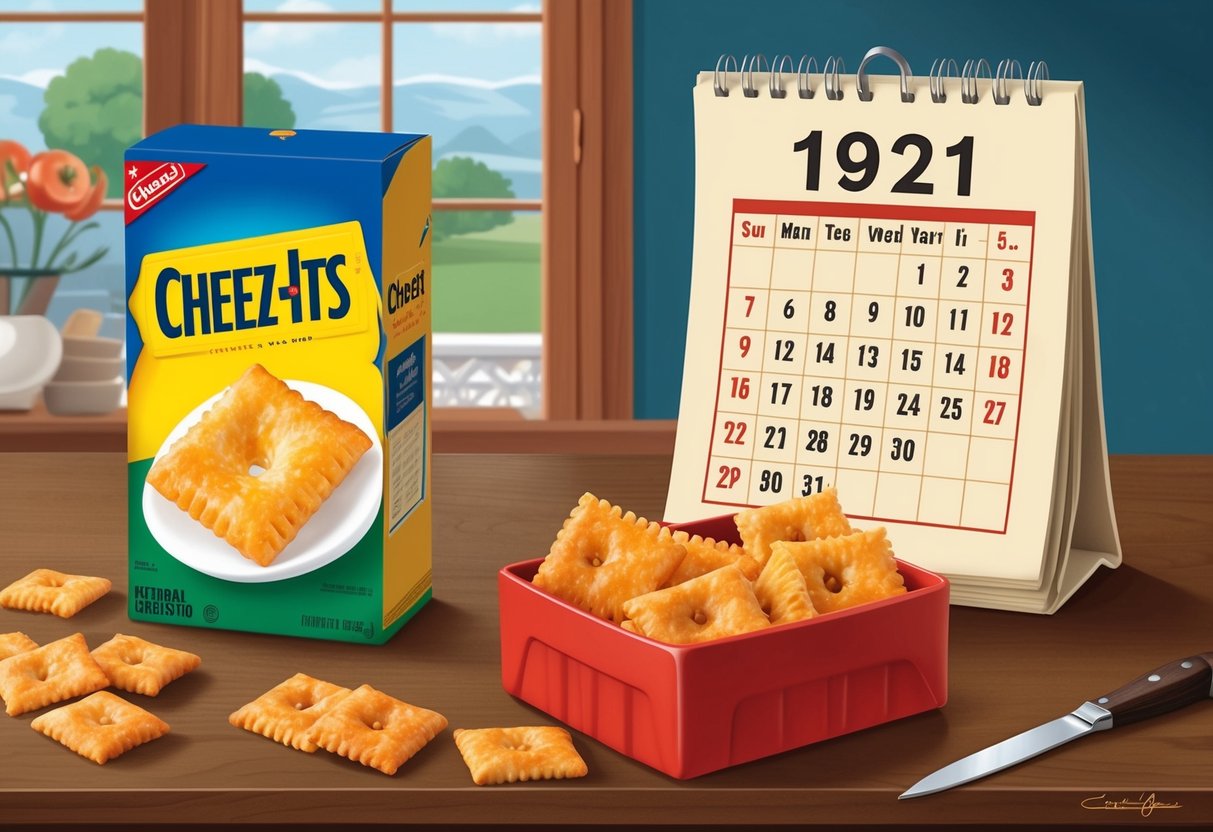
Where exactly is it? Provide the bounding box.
[26,149,91,213]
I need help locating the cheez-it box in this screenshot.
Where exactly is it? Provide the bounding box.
[124,125,432,644]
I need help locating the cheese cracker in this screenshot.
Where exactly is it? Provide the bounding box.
[305,684,447,775]
[0,632,109,716]
[533,493,686,622]
[754,546,817,626]
[622,565,770,645]
[453,726,588,785]
[664,531,761,586]
[774,527,906,614]
[229,672,352,752]
[146,364,373,567]
[0,632,38,661]
[30,691,169,764]
[91,634,201,697]
[0,568,111,618]
[734,489,853,565]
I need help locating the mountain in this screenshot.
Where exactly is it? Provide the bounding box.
[435,125,516,157]
[269,74,381,133]
[263,74,541,197]
[0,74,543,198]
[0,77,49,151]
[509,129,541,158]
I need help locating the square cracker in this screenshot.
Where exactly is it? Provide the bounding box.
[0,632,38,661]
[774,527,906,614]
[146,364,373,567]
[91,634,201,697]
[734,489,853,565]
[532,493,686,622]
[664,531,761,586]
[453,726,588,786]
[0,569,111,618]
[754,546,817,626]
[622,565,770,645]
[31,691,169,764]
[229,672,352,753]
[305,684,447,775]
[0,632,109,716]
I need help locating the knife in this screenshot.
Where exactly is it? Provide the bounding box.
[900,651,1213,800]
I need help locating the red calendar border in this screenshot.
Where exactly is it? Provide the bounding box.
[700,199,1036,535]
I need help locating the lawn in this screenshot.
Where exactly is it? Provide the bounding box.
[431,213,540,333]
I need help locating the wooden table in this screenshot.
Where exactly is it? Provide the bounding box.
[0,453,1210,828]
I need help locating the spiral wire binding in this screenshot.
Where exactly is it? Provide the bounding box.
[712,47,1049,105]
[741,53,769,98]
[929,58,959,103]
[994,59,1023,105]
[823,55,846,100]
[714,53,738,97]
[1026,60,1049,106]
[961,58,992,104]
[768,54,794,99]
[796,55,818,99]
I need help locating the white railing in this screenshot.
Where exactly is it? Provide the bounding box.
[432,333,541,417]
[52,297,543,417]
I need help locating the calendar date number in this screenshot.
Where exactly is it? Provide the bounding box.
[793,131,974,197]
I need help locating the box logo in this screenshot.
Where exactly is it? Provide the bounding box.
[125,161,206,224]
[129,221,375,358]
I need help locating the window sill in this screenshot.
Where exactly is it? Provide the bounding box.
[0,403,677,455]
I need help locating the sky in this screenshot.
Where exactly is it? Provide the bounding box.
[0,0,540,88]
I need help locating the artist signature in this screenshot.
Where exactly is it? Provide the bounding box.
[1080,793,1182,818]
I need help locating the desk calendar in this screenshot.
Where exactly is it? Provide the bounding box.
[666,48,1122,612]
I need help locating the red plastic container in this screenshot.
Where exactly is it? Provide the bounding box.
[498,513,949,779]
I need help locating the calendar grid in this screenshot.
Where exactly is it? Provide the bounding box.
[871,216,910,519]
[702,199,1035,535]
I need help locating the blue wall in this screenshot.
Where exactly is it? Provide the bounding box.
[633,0,1213,452]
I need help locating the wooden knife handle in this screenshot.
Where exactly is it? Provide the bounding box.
[1096,652,1213,727]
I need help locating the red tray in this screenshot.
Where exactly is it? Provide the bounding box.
[498,513,949,779]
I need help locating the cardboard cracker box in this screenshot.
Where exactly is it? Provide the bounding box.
[125,125,432,644]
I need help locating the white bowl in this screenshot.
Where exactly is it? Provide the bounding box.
[43,377,124,415]
[54,354,124,383]
[62,335,123,359]
[0,384,43,410]
[0,316,62,407]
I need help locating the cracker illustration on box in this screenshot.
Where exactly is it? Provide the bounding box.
[146,364,372,567]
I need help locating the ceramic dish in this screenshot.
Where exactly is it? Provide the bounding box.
[142,379,383,583]
[62,334,123,359]
[54,355,124,383]
[0,316,62,410]
[43,377,124,415]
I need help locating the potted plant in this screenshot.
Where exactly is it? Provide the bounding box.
[0,139,108,316]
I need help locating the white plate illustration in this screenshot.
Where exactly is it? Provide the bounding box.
[143,379,382,584]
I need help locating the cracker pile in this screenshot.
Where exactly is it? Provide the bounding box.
[0,629,197,764]
[229,673,447,776]
[532,489,907,645]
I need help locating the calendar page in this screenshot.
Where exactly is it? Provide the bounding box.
[668,73,1083,585]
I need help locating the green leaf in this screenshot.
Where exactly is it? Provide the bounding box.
[61,247,108,275]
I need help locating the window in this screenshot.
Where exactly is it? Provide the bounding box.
[0,0,632,434]
[242,1,543,415]
[0,1,142,337]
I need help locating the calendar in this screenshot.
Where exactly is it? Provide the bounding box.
[667,48,1122,612]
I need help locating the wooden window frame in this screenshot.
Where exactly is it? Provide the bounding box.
[146,0,634,422]
[0,0,638,451]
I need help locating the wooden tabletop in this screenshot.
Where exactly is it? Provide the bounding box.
[0,452,1210,827]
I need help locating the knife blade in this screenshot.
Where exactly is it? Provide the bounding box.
[900,651,1213,800]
